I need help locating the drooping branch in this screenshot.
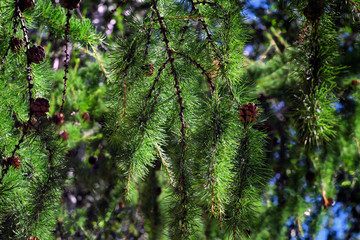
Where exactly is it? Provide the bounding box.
[188,0,222,62]
[152,1,190,236]
[152,0,186,143]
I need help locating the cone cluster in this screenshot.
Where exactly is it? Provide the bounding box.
[239,103,259,124]
[26,46,45,64]
[61,0,82,10]
[30,98,50,117]
[18,0,35,12]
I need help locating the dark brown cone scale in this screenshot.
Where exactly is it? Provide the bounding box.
[239,103,259,124]
[52,113,65,125]
[61,0,82,10]
[6,156,21,169]
[303,0,324,22]
[26,46,45,64]
[30,98,50,117]
[10,38,23,54]
[18,0,35,12]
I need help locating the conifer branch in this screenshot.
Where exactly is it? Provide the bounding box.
[88,41,110,79]
[152,0,186,143]
[145,59,170,106]
[145,12,154,57]
[16,2,35,109]
[106,0,126,21]
[194,1,223,9]
[155,143,174,184]
[2,2,36,181]
[188,0,222,62]
[0,9,19,70]
[60,10,71,113]
[349,0,360,13]
[152,1,191,237]
[0,45,11,70]
[179,22,190,45]
[126,163,132,197]
[355,136,360,156]
[173,51,216,93]
[123,79,127,117]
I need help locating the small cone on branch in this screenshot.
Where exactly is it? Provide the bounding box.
[59,130,69,141]
[60,0,82,10]
[27,237,40,240]
[52,113,65,125]
[322,189,334,209]
[239,103,259,124]
[18,0,35,12]
[6,156,21,169]
[82,112,90,122]
[30,98,50,117]
[10,38,23,54]
[26,46,45,64]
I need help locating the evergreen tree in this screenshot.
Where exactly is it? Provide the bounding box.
[0,0,359,239]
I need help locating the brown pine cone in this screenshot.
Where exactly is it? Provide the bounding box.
[10,38,23,54]
[6,156,21,169]
[351,79,359,87]
[52,113,65,125]
[60,0,82,10]
[26,46,45,64]
[27,237,40,240]
[239,103,259,124]
[59,130,69,141]
[82,112,90,122]
[303,0,324,22]
[18,0,35,12]
[30,98,50,117]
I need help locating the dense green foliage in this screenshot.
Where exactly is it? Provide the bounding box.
[0,0,360,239]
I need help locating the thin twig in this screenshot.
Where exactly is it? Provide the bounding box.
[173,51,215,92]
[60,10,71,113]
[155,142,173,184]
[126,163,132,197]
[152,1,186,144]
[88,41,110,79]
[143,58,170,113]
